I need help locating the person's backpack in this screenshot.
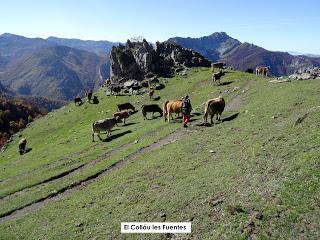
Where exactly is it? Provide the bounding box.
[182,99,191,113]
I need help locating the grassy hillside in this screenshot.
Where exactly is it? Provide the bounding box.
[0,68,319,239]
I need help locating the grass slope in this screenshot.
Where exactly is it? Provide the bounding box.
[0,68,319,239]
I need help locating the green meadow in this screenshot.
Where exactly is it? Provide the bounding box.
[0,68,319,239]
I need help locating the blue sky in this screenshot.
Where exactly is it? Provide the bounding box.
[1,0,319,54]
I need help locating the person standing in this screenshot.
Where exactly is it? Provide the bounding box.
[181,95,192,128]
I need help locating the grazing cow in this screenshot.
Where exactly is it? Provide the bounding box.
[92,96,99,104]
[117,102,135,112]
[204,97,225,125]
[18,138,27,155]
[85,91,93,102]
[141,104,163,120]
[109,85,122,95]
[163,100,182,122]
[74,97,83,106]
[92,117,123,142]
[148,88,155,99]
[212,70,225,84]
[112,110,133,125]
[256,66,270,77]
[211,62,226,71]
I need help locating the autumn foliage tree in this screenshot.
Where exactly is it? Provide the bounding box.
[0,97,44,146]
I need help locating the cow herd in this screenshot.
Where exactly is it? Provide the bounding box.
[91,94,226,142]
[18,64,271,152]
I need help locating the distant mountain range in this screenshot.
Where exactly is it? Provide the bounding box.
[288,51,320,58]
[168,32,320,76]
[1,32,320,104]
[0,33,118,101]
[46,36,118,55]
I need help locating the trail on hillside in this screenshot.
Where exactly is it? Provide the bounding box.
[0,80,253,224]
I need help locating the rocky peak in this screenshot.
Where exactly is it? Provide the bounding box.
[109,39,211,84]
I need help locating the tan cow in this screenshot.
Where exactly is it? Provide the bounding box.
[256,66,269,77]
[163,99,182,122]
[204,97,225,124]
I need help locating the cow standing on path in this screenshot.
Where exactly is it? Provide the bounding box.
[163,99,182,122]
[204,97,225,125]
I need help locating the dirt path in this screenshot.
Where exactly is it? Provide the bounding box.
[0,80,253,223]
[1,124,168,200]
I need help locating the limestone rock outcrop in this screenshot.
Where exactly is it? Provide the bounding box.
[109,39,211,83]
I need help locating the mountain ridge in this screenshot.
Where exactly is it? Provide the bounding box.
[168,32,320,76]
[0,34,115,100]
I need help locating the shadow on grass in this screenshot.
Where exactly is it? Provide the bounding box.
[144,114,164,120]
[219,81,233,86]
[222,112,239,122]
[195,112,239,127]
[123,122,137,127]
[25,148,32,153]
[102,130,132,142]
[153,96,161,101]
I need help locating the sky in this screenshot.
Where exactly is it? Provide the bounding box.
[1,0,319,54]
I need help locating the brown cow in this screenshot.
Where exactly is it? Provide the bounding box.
[112,110,133,125]
[256,66,269,77]
[148,88,155,100]
[212,70,225,84]
[163,99,182,122]
[204,97,225,124]
[18,138,27,155]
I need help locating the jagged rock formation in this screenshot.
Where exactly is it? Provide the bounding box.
[109,39,211,83]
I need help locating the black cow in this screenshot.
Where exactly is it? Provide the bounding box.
[74,97,83,106]
[141,104,163,120]
[117,102,135,112]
